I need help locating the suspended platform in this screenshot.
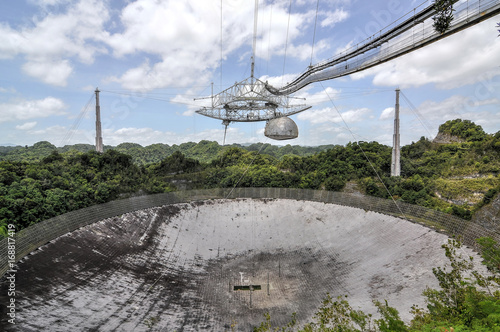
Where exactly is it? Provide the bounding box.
[195,77,311,140]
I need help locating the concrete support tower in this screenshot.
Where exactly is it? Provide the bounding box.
[391,88,400,177]
[95,88,103,153]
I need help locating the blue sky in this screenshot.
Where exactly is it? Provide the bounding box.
[0,0,499,147]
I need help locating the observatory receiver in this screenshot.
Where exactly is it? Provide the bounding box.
[194,0,311,141]
[264,116,299,140]
[195,77,310,140]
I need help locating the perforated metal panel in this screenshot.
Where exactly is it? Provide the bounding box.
[1,188,495,278]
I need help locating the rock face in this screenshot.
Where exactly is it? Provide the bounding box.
[473,194,500,233]
[432,132,464,144]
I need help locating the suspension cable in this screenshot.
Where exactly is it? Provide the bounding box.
[100,89,200,107]
[225,138,269,199]
[400,90,434,138]
[251,0,259,80]
[60,94,94,147]
[266,3,273,74]
[281,0,293,86]
[310,0,320,67]
[220,0,223,91]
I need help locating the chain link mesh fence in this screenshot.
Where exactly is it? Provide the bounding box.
[1,188,496,277]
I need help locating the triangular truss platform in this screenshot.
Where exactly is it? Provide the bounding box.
[196,77,311,123]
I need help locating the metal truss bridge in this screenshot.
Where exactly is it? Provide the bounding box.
[267,0,500,96]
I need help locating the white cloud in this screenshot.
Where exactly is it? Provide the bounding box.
[417,95,474,121]
[107,127,170,146]
[105,0,239,90]
[379,107,394,120]
[254,3,316,60]
[0,0,344,90]
[321,8,350,27]
[260,73,303,88]
[22,59,73,87]
[100,125,260,146]
[334,40,354,55]
[351,17,500,89]
[0,87,16,94]
[107,56,214,91]
[104,0,329,90]
[31,124,66,135]
[175,93,210,117]
[297,106,371,124]
[29,0,73,6]
[295,86,341,105]
[16,122,37,130]
[402,95,500,138]
[27,125,72,146]
[0,0,110,86]
[0,97,67,123]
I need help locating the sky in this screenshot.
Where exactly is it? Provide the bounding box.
[0,0,499,148]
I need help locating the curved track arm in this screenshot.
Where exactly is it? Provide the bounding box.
[268,0,500,95]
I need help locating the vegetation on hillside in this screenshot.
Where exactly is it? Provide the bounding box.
[0,150,174,232]
[1,119,500,328]
[438,119,487,142]
[1,119,499,234]
[0,140,335,165]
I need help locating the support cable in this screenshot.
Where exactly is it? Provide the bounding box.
[250,0,259,80]
[281,0,293,86]
[266,3,273,74]
[220,0,223,91]
[400,90,434,138]
[310,0,321,67]
[225,138,269,199]
[60,94,94,147]
[101,89,201,107]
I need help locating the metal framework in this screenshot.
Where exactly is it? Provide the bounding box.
[196,0,310,125]
[195,77,311,123]
[267,0,500,95]
[196,0,500,132]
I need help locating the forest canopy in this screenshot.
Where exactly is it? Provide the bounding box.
[1,119,499,235]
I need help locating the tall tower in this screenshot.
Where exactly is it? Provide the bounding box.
[391,88,401,177]
[95,88,104,153]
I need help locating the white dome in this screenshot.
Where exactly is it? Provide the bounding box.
[264,116,299,140]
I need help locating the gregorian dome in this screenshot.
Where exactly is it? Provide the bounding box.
[264,116,299,140]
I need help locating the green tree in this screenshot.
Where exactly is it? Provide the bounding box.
[438,119,487,142]
[433,0,455,34]
[154,151,201,175]
[410,238,499,330]
[476,237,500,273]
[0,220,8,237]
[324,177,346,191]
[253,238,500,331]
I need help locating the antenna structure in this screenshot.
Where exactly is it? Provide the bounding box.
[195,0,311,140]
[95,88,104,153]
[391,88,400,177]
